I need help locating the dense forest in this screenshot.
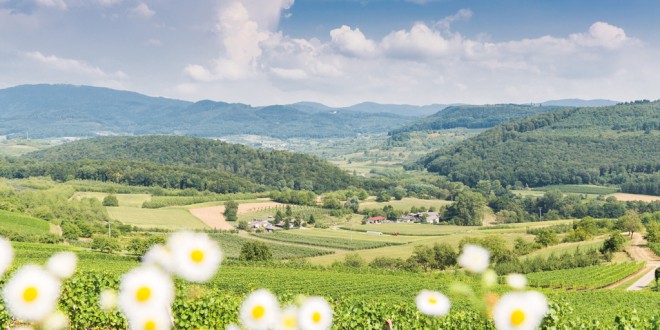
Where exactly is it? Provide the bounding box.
[20,136,359,193]
[419,102,660,189]
[389,104,566,135]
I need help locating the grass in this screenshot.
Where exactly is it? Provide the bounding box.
[523,238,605,259]
[107,206,208,230]
[71,192,152,207]
[0,210,50,235]
[531,184,618,195]
[11,242,139,273]
[359,198,453,211]
[252,231,404,250]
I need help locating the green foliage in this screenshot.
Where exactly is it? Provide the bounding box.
[224,200,239,222]
[375,191,391,202]
[617,210,644,237]
[252,231,402,250]
[102,194,119,207]
[446,191,485,226]
[270,190,317,206]
[339,253,367,268]
[61,221,82,240]
[127,235,167,256]
[409,243,457,271]
[600,233,626,254]
[91,235,121,254]
[495,248,601,274]
[141,192,268,208]
[24,136,358,193]
[239,241,273,261]
[209,233,331,260]
[526,262,644,289]
[534,229,560,247]
[421,103,660,187]
[0,210,50,235]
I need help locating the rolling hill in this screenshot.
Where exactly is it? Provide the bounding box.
[419,101,660,188]
[0,84,417,139]
[389,104,567,135]
[21,136,358,193]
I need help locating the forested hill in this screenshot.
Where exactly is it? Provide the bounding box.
[419,101,660,189]
[389,104,567,135]
[23,136,357,193]
[0,84,415,139]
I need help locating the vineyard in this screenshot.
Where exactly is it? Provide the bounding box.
[141,192,269,208]
[210,233,333,259]
[251,231,403,250]
[526,262,645,289]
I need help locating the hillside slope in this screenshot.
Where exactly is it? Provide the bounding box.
[389,104,567,135]
[24,136,358,193]
[0,84,416,139]
[419,102,660,187]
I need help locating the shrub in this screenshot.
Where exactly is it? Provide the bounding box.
[102,195,119,207]
[239,241,272,261]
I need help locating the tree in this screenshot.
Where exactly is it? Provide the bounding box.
[285,205,293,217]
[534,229,559,247]
[102,195,119,207]
[275,210,284,223]
[446,191,486,226]
[645,221,660,243]
[237,220,249,231]
[344,197,360,213]
[409,245,435,271]
[224,200,239,221]
[376,191,391,203]
[239,241,272,261]
[431,243,457,270]
[284,218,291,230]
[600,233,626,254]
[61,221,82,240]
[307,214,316,225]
[322,196,342,209]
[91,235,121,254]
[392,187,406,200]
[618,211,643,237]
[342,253,366,268]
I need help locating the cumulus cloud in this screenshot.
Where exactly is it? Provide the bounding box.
[130,2,154,19]
[330,25,377,58]
[570,22,631,49]
[381,23,455,59]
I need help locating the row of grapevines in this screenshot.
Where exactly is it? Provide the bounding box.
[526,262,645,289]
[251,231,402,250]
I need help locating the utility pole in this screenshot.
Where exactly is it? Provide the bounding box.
[538,207,542,221]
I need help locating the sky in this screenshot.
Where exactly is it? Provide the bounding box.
[1,0,660,106]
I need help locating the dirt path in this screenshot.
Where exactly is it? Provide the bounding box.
[189,202,284,230]
[606,193,660,202]
[606,233,660,290]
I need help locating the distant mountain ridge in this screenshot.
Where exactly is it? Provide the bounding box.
[541,99,618,107]
[0,84,419,139]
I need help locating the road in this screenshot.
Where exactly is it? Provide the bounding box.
[625,233,660,291]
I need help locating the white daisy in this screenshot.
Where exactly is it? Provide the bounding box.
[126,307,172,330]
[493,291,549,330]
[239,289,281,330]
[482,269,498,288]
[298,297,333,330]
[415,290,451,317]
[458,244,490,274]
[142,245,176,273]
[276,305,299,330]
[118,266,174,317]
[99,289,118,312]
[42,310,69,330]
[225,324,241,330]
[45,252,78,280]
[167,231,222,282]
[506,274,527,290]
[2,265,61,322]
[0,236,13,276]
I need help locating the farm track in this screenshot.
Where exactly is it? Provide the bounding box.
[606,233,660,290]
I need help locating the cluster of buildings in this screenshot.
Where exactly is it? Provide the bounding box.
[365,212,441,225]
[247,216,297,232]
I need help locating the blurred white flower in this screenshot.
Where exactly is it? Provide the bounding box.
[225,324,241,330]
[11,326,33,330]
[2,265,61,322]
[298,296,333,330]
[239,289,280,330]
[126,307,172,330]
[458,244,490,273]
[143,245,175,273]
[415,290,451,317]
[167,231,222,282]
[118,266,174,318]
[42,310,69,330]
[46,252,78,280]
[99,289,118,312]
[493,291,549,330]
[482,269,498,288]
[506,273,527,290]
[276,305,299,330]
[0,236,13,276]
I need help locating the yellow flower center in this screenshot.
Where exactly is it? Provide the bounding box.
[511,309,526,326]
[284,316,297,328]
[23,287,38,303]
[252,305,265,320]
[144,320,156,330]
[136,287,151,302]
[191,249,205,263]
[312,311,322,323]
[428,297,437,305]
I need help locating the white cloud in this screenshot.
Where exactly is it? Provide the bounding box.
[570,21,631,49]
[36,0,67,10]
[381,23,454,59]
[25,51,127,80]
[130,3,154,19]
[330,25,377,58]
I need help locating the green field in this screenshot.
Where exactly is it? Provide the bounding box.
[523,238,607,259]
[211,233,332,260]
[252,231,404,250]
[531,184,619,195]
[0,210,50,235]
[527,262,645,289]
[107,206,207,229]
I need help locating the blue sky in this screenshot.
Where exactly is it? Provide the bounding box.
[1,0,659,106]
